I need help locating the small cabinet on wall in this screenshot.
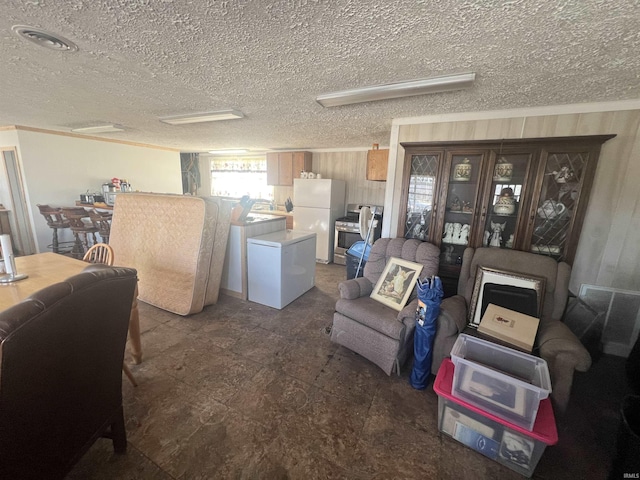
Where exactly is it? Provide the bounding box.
[399,135,615,293]
[367,148,389,181]
[266,151,312,186]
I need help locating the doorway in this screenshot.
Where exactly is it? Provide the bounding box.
[1,148,36,255]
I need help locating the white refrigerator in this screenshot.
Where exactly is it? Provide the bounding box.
[293,178,346,263]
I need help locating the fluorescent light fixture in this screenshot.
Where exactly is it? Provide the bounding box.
[160,110,244,125]
[316,72,476,107]
[208,149,248,155]
[70,124,125,134]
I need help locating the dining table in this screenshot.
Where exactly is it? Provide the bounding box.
[0,252,142,364]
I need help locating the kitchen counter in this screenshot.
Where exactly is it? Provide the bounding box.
[232,213,287,226]
[249,209,294,229]
[221,215,287,299]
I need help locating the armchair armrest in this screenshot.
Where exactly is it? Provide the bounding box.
[397,298,419,325]
[438,295,468,336]
[536,319,592,414]
[536,320,592,373]
[338,277,374,300]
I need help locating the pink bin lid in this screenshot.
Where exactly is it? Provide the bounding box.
[434,358,558,445]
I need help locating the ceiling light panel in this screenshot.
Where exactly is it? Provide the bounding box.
[160,110,244,125]
[70,125,125,134]
[316,73,476,107]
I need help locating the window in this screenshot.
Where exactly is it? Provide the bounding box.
[210,156,274,201]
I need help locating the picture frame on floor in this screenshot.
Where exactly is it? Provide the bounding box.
[370,257,423,311]
[458,366,527,417]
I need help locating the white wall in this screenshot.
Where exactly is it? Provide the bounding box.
[0,129,21,210]
[0,128,182,252]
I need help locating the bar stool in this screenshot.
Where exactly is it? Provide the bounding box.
[88,209,112,244]
[36,204,71,254]
[60,207,98,258]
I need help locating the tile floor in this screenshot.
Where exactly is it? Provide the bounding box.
[67,263,629,479]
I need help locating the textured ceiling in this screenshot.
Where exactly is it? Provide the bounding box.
[0,0,639,152]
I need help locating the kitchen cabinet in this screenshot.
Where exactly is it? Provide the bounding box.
[266,151,312,186]
[399,135,615,294]
[366,149,389,181]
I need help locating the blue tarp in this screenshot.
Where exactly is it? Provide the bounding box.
[410,276,444,390]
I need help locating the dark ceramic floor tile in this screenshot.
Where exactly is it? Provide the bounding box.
[262,436,370,480]
[230,326,292,365]
[132,322,192,365]
[228,366,313,428]
[273,386,371,473]
[253,307,314,339]
[152,335,263,404]
[273,338,337,385]
[313,348,383,405]
[368,373,440,431]
[157,409,279,479]
[67,439,172,480]
[125,379,229,470]
[198,314,259,349]
[136,301,174,333]
[359,409,440,478]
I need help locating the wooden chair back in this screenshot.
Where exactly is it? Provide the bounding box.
[83,243,114,266]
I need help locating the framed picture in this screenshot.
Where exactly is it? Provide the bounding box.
[468,266,546,327]
[458,366,527,418]
[499,430,535,468]
[370,257,423,311]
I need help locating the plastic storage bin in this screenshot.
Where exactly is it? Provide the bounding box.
[450,334,551,431]
[345,241,371,279]
[434,359,557,478]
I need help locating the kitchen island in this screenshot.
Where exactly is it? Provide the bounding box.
[220,213,286,299]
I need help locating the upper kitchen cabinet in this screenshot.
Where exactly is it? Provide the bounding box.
[266,151,312,186]
[400,135,615,283]
[366,148,389,181]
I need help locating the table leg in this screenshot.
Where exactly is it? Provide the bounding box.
[128,284,142,364]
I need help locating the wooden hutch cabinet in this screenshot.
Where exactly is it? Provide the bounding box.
[398,135,615,295]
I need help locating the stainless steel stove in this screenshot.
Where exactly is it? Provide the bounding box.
[334,203,383,265]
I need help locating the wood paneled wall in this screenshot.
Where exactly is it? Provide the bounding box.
[390,110,640,294]
[274,151,386,207]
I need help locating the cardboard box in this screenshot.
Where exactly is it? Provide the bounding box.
[478,304,540,352]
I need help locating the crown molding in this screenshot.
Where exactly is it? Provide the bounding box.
[6,125,180,152]
[392,99,640,126]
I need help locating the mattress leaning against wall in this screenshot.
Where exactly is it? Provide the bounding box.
[109,193,233,315]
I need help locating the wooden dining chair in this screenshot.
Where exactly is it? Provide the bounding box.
[82,244,137,387]
[83,243,114,265]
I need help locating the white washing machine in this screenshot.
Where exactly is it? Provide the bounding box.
[247,230,317,309]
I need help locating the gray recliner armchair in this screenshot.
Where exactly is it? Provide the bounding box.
[331,238,440,375]
[434,247,592,414]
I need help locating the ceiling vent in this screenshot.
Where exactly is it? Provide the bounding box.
[12,25,78,52]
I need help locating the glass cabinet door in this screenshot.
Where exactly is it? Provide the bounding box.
[403,152,441,241]
[480,151,534,251]
[439,152,485,266]
[529,149,593,262]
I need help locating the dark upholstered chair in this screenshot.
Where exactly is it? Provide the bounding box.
[0,264,137,479]
[435,247,591,414]
[331,238,440,375]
